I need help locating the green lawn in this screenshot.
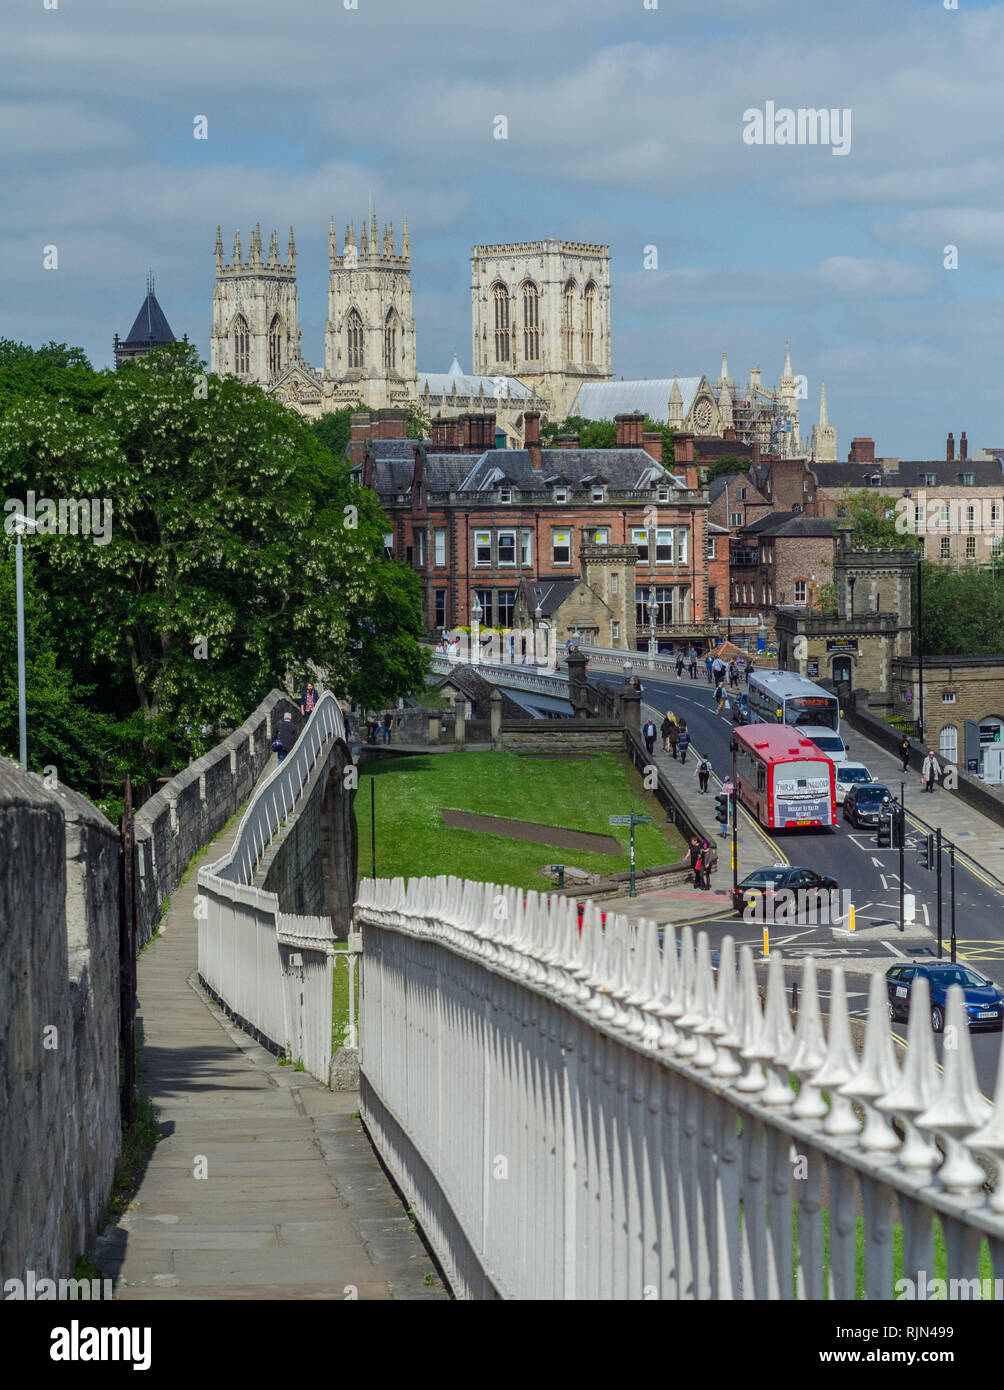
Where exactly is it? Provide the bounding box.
[356,749,682,890]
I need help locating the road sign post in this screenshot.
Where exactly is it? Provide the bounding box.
[898,782,905,933]
[950,845,957,964]
[609,807,652,899]
[731,743,739,900]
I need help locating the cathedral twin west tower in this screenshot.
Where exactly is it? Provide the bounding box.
[209,212,836,458]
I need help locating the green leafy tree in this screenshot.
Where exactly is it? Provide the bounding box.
[0,344,428,792]
[917,563,1004,657]
[702,455,753,486]
[538,414,675,463]
[310,405,359,462]
[837,489,924,552]
[0,339,107,418]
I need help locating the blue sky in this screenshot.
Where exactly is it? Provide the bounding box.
[5,0,1004,457]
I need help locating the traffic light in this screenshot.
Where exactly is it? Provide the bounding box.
[877,815,892,849]
[891,807,903,849]
[924,832,935,871]
[715,792,729,825]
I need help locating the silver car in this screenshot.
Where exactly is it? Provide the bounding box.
[834,761,872,805]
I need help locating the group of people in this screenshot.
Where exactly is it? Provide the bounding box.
[272,680,321,763]
[899,734,944,792]
[688,835,717,891]
[643,712,691,763]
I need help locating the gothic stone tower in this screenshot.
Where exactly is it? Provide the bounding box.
[470,240,612,421]
[323,212,417,411]
[210,225,302,387]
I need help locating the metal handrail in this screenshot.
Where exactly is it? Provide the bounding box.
[206,690,343,885]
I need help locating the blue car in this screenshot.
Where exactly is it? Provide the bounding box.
[730,692,752,725]
[885,962,1004,1033]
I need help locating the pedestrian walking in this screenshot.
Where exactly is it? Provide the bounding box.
[696,756,711,793]
[632,675,644,695]
[689,835,703,889]
[675,654,685,678]
[643,717,657,756]
[381,710,394,744]
[273,711,298,764]
[922,750,941,793]
[301,680,319,719]
[366,716,379,744]
[669,717,680,759]
[899,735,911,773]
[714,682,726,714]
[677,723,690,764]
[745,659,755,687]
[688,648,698,680]
[705,654,714,684]
[720,776,735,835]
[660,713,673,752]
[700,838,717,891]
[342,708,352,739]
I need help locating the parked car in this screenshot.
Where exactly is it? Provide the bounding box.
[842,782,894,827]
[886,962,1004,1033]
[731,864,839,916]
[730,692,752,724]
[834,761,873,806]
[799,725,851,765]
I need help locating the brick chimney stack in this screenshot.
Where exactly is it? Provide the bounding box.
[462,414,494,453]
[374,407,408,440]
[348,411,371,466]
[556,433,579,449]
[960,431,968,461]
[641,431,663,463]
[524,410,542,470]
[615,412,644,448]
[848,437,875,464]
[947,431,955,463]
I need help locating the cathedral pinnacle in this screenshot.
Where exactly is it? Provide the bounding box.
[370,209,378,251]
[782,339,793,379]
[288,226,296,269]
[361,221,369,256]
[329,216,337,269]
[720,347,728,382]
[268,229,279,267]
[233,229,242,268]
[818,378,829,427]
[402,216,410,258]
[215,225,223,273]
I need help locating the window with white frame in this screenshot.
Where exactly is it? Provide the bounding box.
[730,511,743,527]
[611,620,620,641]
[966,535,977,559]
[611,572,619,595]
[499,487,512,504]
[475,531,492,565]
[383,531,394,559]
[658,487,670,502]
[655,528,674,562]
[942,692,957,704]
[940,536,951,559]
[519,529,532,565]
[498,530,516,565]
[434,529,446,566]
[554,487,567,504]
[738,487,747,500]
[707,537,717,560]
[793,579,807,605]
[552,530,571,564]
[967,504,976,531]
[589,527,609,544]
[630,527,649,562]
[677,528,688,564]
[497,589,516,628]
[415,530,425,566]
[940,724,958,763]
[940,503,950,527]
[591,487,604,503]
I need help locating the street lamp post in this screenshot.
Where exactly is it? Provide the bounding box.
[9,512,38,770]
[916,556,925,742]
[471,593,482,665]
[848,574,856,617]
[647,594,657,669]
[534,601,543,667]
[757,615,767,655]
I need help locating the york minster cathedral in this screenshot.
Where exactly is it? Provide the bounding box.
[207,212,836,459]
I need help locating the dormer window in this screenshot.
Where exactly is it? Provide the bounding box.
[554,487,567,504]
[591,487,604,503]
[499,487,512,504]
[658,486,670,502]
[869,474,881,487]
[738,486,747,500]
[923,472,936,486]
[962,472,974,486]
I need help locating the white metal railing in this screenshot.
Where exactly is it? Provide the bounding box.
[196,692,344,1081]
[356,874,1004,1300]
[428,655,570,697]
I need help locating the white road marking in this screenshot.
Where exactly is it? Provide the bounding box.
[871,855,885,866]
[922,902,930,925]
[880,874,889,892]
[883,940,907,958]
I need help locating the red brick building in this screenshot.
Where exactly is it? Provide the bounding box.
[729,512,836,621]
[354,408,712,650]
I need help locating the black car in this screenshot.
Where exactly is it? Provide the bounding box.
[886,962,1004,1033]
[731,864,839,916]
[842,782,894,828]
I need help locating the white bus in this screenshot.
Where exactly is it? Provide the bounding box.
[747,669,841,735]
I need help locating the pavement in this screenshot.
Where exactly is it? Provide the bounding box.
[96,764,447,1301]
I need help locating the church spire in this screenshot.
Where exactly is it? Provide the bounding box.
[818,378,829,427]
[329,216,337,270]
[720,347,728,382]
[370,208,378,253]
[402,216,410,258]
[384,220,394,257]
[215,225,223,274]
[268,228,279,267]
[233,229,242,268]
[250,223,262,268]
[783,339,793,379]
[360,218,369,256]
[287,225,296,270]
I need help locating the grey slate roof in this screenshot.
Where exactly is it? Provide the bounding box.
[456,449,677,494]
[371,459,414,495]
[708,472,754,503]
[811,459,1004,489]
[123,290,175,346]
[739,511,836,538]
[522,579,580,616]
[436,666,525,720]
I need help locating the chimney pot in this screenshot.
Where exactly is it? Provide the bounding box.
[960,430,968,461]
[947,431,955,463]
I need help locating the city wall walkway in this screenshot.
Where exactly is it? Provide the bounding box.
[96,761,446,1300]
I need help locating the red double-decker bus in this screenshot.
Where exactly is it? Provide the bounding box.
[731,725,837,830]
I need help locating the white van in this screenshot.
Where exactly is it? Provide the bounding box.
[799,725,850,765]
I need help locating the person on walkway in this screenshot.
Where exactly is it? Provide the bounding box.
[643,717,657,756]
[714,681,725,714]
[899,735,911,773]
[668,717,680,759]
[700,838,717,891]
[696,756,711,793]
[632,675,644,694]
[677,723,690,764]
[689,836,703,889]
[705,654,714,684]
[660,713,674,752]
[366,716,379,743]
[381,710,394,744]
[922,750,941,793]
[745,659,755,687]
[720,776,735,835]
[342,708,352,740]
[688,648,698,680]
[675,653,685,678]
[274,711,298,764]
[301,680,319,719]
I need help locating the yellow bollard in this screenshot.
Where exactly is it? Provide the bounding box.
[848,903,855,933]
[763,926,769,958]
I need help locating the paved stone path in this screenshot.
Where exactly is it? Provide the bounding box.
[97,775,447,1300]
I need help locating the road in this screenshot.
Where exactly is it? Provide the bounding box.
[592,666,1004,1097]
